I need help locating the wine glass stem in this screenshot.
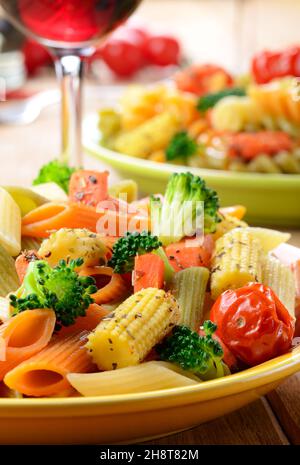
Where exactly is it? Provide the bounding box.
[54,55,84,167]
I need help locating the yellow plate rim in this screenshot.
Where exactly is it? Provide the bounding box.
[1,344,299,413]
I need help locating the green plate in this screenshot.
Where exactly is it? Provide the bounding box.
[83,114,300,227]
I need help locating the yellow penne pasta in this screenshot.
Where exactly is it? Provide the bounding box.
[0,243,20,297]
[242,227,290,252]
[0,187,21,256]
[0,297,11,323]
[31,182,68,202]
[211,229,263,299]
[114,112,180,158]
[3,186,46,216]
[173,267,209,331]
[213,214,248,240]
[262,254,295,317]
[68,361,199,396]
[108,179,138,203]
[21,236,43,251]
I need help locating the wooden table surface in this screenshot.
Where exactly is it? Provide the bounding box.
[0,77,299,446]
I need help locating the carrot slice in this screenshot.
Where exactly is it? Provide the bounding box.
[15,250,39,283]
[69,170,109,207]
[59,304,110,337]
[219,205,247,220]
[0,309,56,380]
[22,202,103,238]
[4,330,96,397]
[80,266,129,304]
[165,235,214,272]
[134,253,165,293]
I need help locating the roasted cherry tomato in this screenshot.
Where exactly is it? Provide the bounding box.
[210,283,295,366]
[144,35,180,66]
[175,64,233,96]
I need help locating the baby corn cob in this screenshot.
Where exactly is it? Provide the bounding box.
[262,255,295,317]
[173,266,209,331]
[211,229,263,299]
[86,288,180,370]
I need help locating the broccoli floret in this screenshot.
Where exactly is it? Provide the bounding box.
[10,258,97,329]
[157,321,227,380]
[150,172,220,245]
[197,87,246,113]
[166,131,198,161]
[108,231,162,274]
[33,159,76,193]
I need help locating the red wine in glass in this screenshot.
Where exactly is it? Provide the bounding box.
[0,0,142,164]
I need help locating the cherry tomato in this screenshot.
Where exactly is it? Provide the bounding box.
[22,39,52,75]
[113,25,149,50]
[251,51,273,84]
[175,64,233,96]
[210,283,295,366]
[144,35,180,66]
[101,38,145,76]
[251,47,300,83]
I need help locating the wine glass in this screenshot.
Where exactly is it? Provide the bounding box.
[0,0,142,167]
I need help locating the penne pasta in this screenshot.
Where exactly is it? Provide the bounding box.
[31,182,68,202]
[21,236,42,251]
[0,243,20,297]
[211,229,263,299]
[108,179,138,203]
[0,187,21,256]
[262,255,295,317]
[242,227,291,252]
[86,288,180,371]
[59,304,110,337]
[0,297,12,323]
[4,330,96,397]
[68,361,199,396]
[22,202,103,238]
[173,266,209,331]
[114,112,180,158]
[3,186,47,216]
[0,309,56,380]
[213,214,247,240]
[79,266,129,304]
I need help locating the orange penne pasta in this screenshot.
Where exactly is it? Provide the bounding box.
[22,202,103,238]
[59,304,110,337]
[0,309,56,380]
[4,330,96,397]
[80,266,129,304]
